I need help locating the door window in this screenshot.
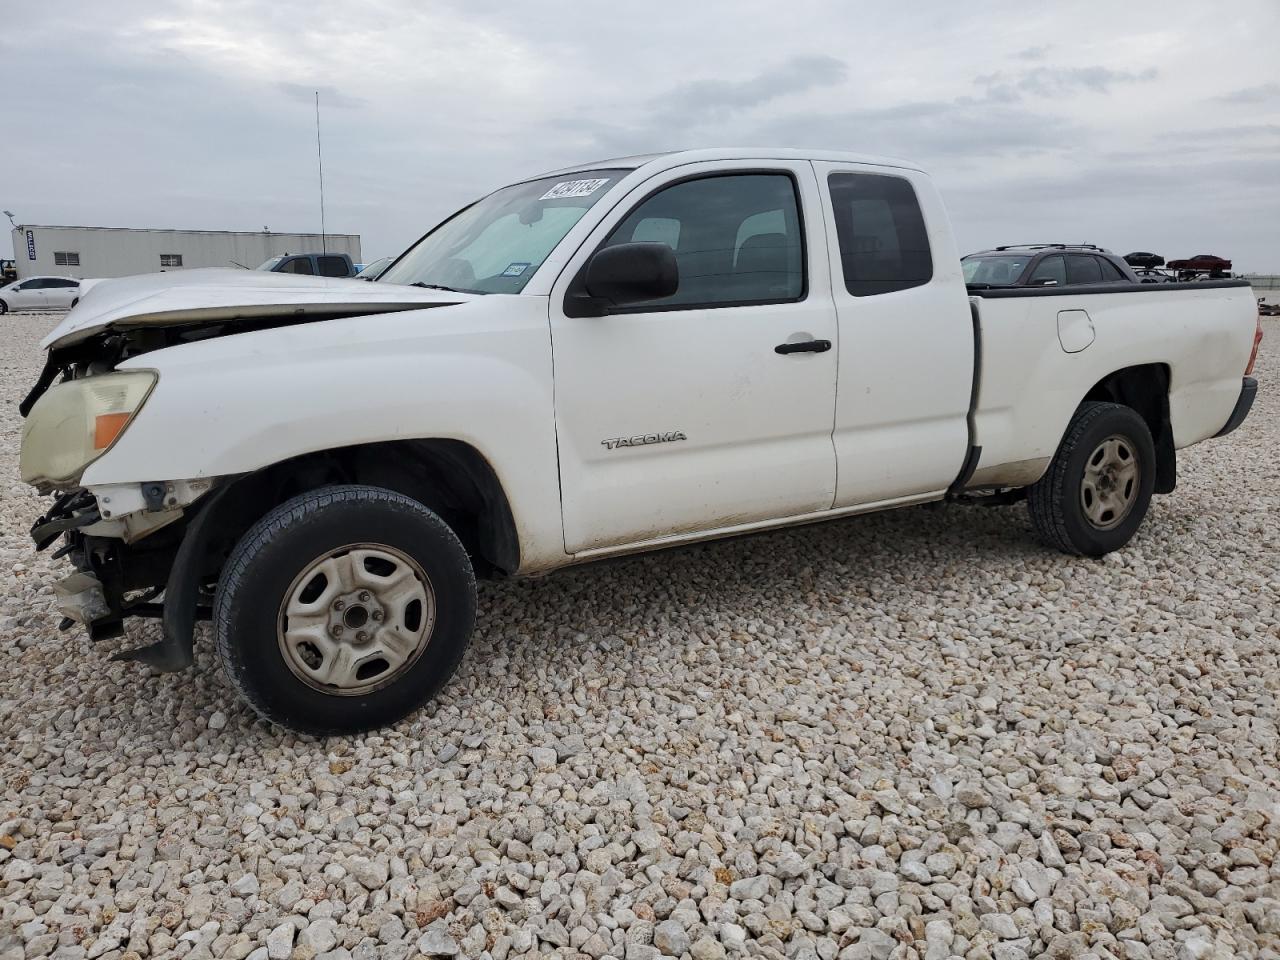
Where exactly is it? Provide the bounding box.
[317,256,349,277]
[1029,255,1066,285]
[282,258,315,275]
[600,173,805,309]
[1066,255,1102,284]
[827,173,933,296]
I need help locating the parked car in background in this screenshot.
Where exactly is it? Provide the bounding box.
[1124,251,1165,269]
[1169,254,1232,275]
[1,259,16,284]
[1132,268,1177,284]
[0,276,81,313]
[962,244,1138,287]
[18,148,1261,733]
[256,253,358,277]
[355,256,394,280]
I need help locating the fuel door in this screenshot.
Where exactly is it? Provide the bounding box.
[1057,309,1095,354]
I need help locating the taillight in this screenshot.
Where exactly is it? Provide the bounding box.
[1245,315,1263,376]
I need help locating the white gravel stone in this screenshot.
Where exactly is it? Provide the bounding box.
[1,313,1278,960]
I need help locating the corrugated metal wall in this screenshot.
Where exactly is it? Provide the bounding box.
[11,226,361,279]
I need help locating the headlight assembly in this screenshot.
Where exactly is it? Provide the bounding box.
[20,371,157,488]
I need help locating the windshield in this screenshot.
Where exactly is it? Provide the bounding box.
[962,254,1032,285]
[256,256,283,271]
[379,169,627,293]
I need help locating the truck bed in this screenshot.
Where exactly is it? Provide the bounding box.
[966,279,1257,489]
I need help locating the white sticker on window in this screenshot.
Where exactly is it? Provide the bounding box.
[539,178,610,201]
[501,262,531,277]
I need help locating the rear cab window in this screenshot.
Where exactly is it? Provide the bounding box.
[828,173,933,296]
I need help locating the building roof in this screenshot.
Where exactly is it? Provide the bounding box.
[11,224,359,238]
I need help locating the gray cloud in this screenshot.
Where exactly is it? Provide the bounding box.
[1213,83,1280,105]
[974,65,1158,103]
[656,55,848,122]
[1014,45,1051,61]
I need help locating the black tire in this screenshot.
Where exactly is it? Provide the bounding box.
[1027,402,1156,557]
[0,299,7,315]
[71,298,79,308]
[214,485,476,734]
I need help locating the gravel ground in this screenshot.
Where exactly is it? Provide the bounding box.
[1,311,1277,960]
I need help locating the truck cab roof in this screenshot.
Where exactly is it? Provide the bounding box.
[530,147,926,182]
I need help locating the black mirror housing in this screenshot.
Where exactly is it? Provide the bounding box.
[583,242,678,309]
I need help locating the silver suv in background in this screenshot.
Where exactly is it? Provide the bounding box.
[962,244,1138,288]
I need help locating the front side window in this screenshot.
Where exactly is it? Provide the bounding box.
[381,169,627,293]
[1067,255,1102,284]
[599,173,805,308]
[54,251,80,267]
[1029,255,1066,285]
[828,173,932,296]
[282,258,314,275]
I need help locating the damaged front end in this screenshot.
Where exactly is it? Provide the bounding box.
[21,271,466,671]
[30,480,229,671]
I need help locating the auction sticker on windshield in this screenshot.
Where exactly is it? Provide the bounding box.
[540,178,610,200]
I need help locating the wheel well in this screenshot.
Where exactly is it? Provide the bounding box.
[201,440,521,580]
[1081,363,1175,493]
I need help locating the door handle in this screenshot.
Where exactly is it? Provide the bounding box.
[775,338,832,355]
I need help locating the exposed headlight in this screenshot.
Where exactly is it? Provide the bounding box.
[20,371,157,488]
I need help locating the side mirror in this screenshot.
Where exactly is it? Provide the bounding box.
[583,242,678,310]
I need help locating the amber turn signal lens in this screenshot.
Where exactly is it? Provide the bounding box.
[93,412,132,450]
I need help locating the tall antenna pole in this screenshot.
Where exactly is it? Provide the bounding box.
[315,90,327,254]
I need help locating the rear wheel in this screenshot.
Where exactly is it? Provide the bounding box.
[214,485,476,734]
[1027,402,1155,556]
[0,299,8,315]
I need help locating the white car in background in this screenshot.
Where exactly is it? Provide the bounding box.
[0,276,82,313]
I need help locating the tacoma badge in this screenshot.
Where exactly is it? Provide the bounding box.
[601,431,688,451]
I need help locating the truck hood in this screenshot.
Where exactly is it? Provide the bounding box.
[42,268,472,350]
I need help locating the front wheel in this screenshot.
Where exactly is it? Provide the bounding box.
[0,299,8,315]
[214,485,477,734]
[1027,402,1156,556]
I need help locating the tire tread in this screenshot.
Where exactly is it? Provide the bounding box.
[1027,401,1125,555]
[213,484,475,734]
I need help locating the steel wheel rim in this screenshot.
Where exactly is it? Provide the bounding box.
[277,542,436,696]
[1080,434,1140,530]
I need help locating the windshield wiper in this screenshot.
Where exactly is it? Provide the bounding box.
[410,282,460,292]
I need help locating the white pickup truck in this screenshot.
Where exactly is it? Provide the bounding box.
[19,148,1262,733]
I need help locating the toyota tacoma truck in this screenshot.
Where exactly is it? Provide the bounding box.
[18,149,1262,734]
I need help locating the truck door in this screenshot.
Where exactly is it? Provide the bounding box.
[549,160,839,554]
[813,163,974,506]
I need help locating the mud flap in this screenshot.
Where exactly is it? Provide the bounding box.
[112,486,228,672]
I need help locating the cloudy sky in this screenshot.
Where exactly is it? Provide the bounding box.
[5,1,1279,270]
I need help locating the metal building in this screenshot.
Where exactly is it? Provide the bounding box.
[10,225,361,280]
